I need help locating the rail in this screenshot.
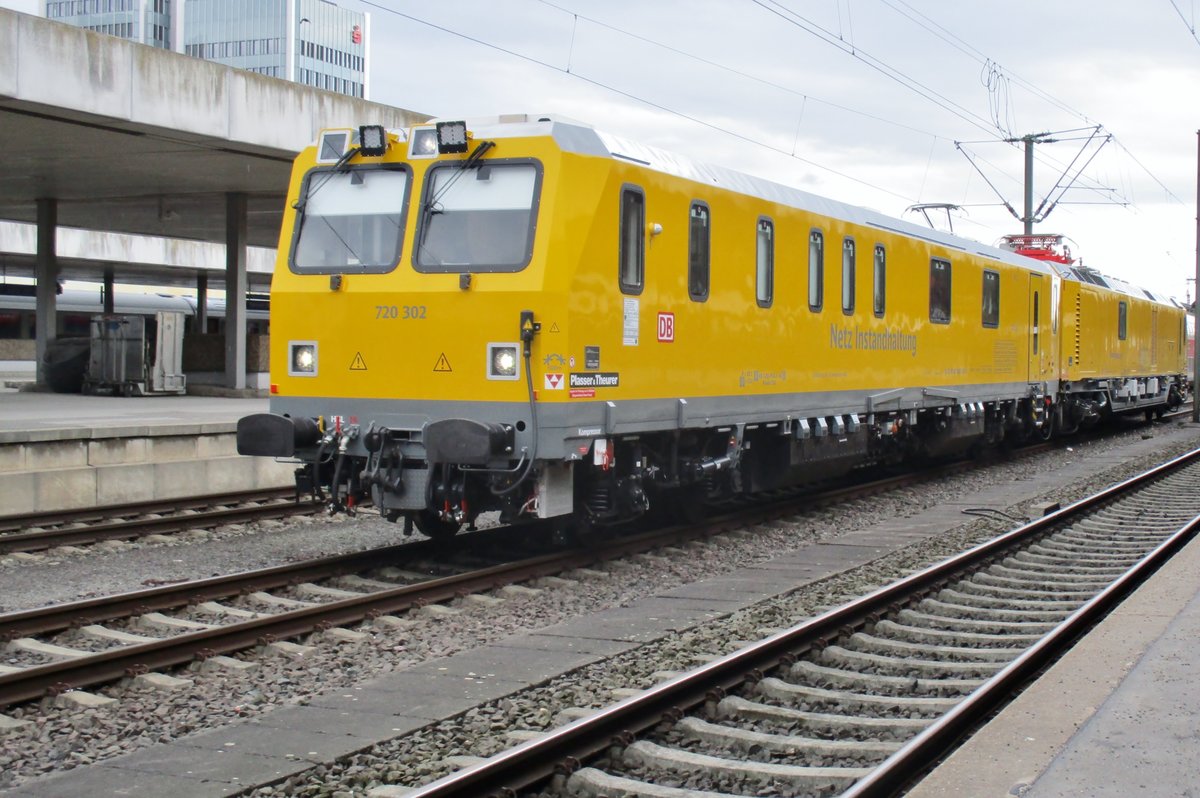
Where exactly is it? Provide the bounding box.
[400,447,1200,797]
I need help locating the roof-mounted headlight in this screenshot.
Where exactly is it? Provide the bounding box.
[409,122,471,158]
[409,127,438,159]
[358,125,388,157]
[436,121,469,154]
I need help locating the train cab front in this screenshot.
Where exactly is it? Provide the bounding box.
[237,117,573,536]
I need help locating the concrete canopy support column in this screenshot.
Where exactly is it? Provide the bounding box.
[34,198,59,387]
[102,267,115,315]
[224,192,247,390]
[196,271,208,334]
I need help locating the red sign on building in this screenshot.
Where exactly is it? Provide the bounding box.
[351,25,362,44]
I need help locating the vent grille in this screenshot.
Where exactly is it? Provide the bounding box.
[1074,293,1082,367]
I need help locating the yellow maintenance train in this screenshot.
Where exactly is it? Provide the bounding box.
[237,115,1187,536]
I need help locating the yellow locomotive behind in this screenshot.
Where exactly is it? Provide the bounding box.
[1002,234,1187,427]
[237,116,1187,536]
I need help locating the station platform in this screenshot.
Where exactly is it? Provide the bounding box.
[908,512,1200,798]
[0,390,293,515]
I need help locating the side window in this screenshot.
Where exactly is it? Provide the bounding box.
[808,230,824,311]
[619,186,644,295]
[1118,301,1128,341]
[688,202,710,302]
[841,237,856,315]
[873,244,886,318]
[982,269,1000,328]
[1033,291,1040,354]
[930,258,951,324]
[756,217,774,308]
[1051,277,1059,333]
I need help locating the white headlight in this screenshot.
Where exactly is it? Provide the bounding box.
[409,127,438,158]
[495,350,516,374]
[358,124,387,156]
[436,120,469,153]
[289,342,318,376]
[487,343,519,380]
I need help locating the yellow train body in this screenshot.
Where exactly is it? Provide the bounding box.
[241,116,1187,533]
[1062,279,1186,382]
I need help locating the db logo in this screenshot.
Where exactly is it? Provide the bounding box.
[657,312,675,343]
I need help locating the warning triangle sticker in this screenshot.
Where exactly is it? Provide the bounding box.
[548,322,561,333]
[433,353,453,372]
[349,353,368,370]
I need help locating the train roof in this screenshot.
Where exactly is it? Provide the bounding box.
[423,115,1179,307]
[428,114,1058,277]
[1081,271,1184,307]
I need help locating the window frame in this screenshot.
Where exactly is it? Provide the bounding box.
[1033,290,1040,354]
[808,229,824,312]
[412,157,544,275]
[872,244,886,318]
[1118,300,1128,341]
[841,237,856,316]
[982,269,1000,328]
[756,216,774,309]
[618,184,646,296]
[929,257,952,324]
[288,162,413,276]
[687,200,710,302]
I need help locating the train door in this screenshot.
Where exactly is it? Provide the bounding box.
[1028,274,1049,383]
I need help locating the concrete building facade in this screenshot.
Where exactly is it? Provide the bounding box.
[184,0,368,98]
[41,0,369,99]
[44,0,178,49]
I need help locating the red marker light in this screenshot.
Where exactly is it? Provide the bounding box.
[269,383,279,394]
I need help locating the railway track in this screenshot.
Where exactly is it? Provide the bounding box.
[0,420,1182,714]
[0,460,987,710]
[393,447,1200,798]
[0,487,320,554]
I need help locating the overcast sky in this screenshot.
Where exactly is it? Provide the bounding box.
[335,0,1198,302]
[6,0,1199,300]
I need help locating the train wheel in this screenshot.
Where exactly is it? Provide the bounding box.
[414,510,461,540]
[1037,410,1055,441]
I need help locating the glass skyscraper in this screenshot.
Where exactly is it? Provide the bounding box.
[42,0,369,100]
[185,0,368,98]
[45,0,175,49]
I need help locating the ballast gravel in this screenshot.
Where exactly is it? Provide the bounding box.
[0,421,1196,795]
